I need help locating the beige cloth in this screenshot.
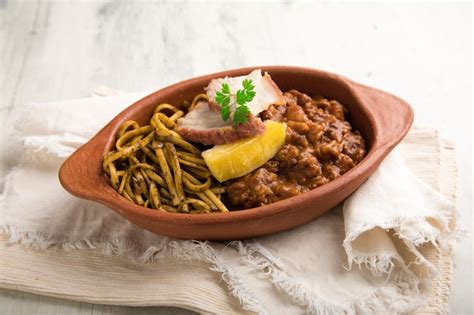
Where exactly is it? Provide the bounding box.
[0,93,457,314]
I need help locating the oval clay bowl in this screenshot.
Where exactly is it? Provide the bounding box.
[59,66,413,240]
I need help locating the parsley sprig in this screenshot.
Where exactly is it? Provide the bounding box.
[215,79,256,125]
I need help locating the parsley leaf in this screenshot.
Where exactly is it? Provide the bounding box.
[221,103,231,121]
[236,79,256,105]
[215,83,231,121]
[233,104,251,125]
[215,83,231,107]
[214,79,256,125]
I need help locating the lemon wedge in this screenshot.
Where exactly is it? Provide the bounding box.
[202,120,286,182]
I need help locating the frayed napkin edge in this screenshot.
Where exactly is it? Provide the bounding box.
[0,222,436,315]
[0,224,267,315]
[230,241,429,315]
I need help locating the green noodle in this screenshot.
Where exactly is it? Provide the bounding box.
[103,97,228,213]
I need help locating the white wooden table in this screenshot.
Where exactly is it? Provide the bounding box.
[1,1,471,314]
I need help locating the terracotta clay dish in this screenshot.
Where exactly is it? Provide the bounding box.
[59,66,413,240]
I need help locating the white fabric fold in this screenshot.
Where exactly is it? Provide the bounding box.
[0,93,458,314]
[343,152,455,280]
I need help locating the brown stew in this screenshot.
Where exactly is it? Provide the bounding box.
[226,90,367,209]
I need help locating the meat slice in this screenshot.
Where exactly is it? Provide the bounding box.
[205,69,285,115]
[176,101,266,145]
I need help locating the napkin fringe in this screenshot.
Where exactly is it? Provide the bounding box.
[167,240,268,314]
[0,224,164,258]
[231,242,345,315]
[343,244,424,292]
[344,249,400,276]
[342,206,459,277]
[0,224,267,315]
[231,241,427,314]
[0,222,428,315]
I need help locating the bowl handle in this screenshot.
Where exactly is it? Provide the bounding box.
[349,81,414,150]
[58,133,111,201]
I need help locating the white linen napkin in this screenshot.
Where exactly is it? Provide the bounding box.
[0,92,458,314]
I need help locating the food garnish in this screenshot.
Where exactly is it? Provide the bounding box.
[202,120,287,182]
[215,79,256,125]
[176,69,285,146]
[206,69,285,117]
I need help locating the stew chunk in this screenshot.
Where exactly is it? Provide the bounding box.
[227,90,366,209]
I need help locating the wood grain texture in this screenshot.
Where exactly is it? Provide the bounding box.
[0,288,194,315]
[0,0,471,314]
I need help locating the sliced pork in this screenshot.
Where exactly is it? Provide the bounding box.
[176,101,265,145]
[205,69,285,115]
